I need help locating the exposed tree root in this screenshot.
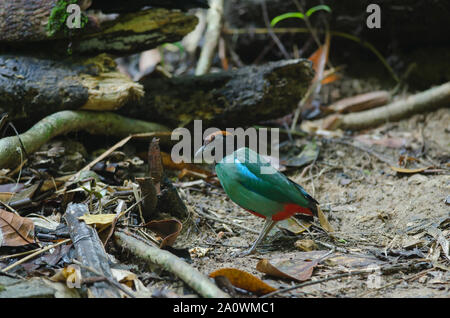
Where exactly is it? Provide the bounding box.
[0,110,169,169]
[114,231,229,298]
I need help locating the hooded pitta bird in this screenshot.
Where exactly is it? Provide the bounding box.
[195,131,319,255]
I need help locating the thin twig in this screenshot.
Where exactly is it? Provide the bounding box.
[1,238,71,272]
[194,207,260,235]
[261,261,430,298]
[223,27,398,83]
[331,138,394,166]
[261,1,290,59]
[72,259,136,298]
[261,269,369,298]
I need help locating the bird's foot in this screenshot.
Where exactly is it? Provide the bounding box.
[231,247,256,257]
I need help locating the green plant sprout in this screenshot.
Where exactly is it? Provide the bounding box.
[159,41,185,67]
[270,5,332,27]
[270,5,399,83]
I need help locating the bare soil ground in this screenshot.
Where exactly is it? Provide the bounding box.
[174,107,449,298]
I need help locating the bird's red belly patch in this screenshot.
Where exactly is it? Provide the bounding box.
[245,204,313,221]
[272,203,313,221]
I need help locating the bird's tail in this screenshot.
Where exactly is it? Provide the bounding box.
[288,178,319,217]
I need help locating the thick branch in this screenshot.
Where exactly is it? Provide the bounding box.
[328,82,450,131]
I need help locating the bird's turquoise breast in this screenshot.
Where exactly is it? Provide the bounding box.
[216,162,284,217]
[215,150,285,217]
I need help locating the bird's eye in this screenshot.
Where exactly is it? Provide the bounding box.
[205,134,215,144]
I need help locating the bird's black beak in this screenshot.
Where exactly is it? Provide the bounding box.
[194,145,206,159]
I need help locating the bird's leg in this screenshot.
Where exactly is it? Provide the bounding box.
[239,218,276,256]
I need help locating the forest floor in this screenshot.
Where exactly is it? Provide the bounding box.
[170,107,449,298]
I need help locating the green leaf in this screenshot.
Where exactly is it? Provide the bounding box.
[270,12,305,27]
[305,5,332,17]
[172,41,185,54]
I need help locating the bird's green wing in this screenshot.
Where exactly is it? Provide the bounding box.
[226,148,314,207]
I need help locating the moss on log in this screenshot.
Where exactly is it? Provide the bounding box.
[0,7,198,57]
[121,59,314,128]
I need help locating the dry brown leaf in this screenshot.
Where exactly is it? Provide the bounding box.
[50,264,82,288]
[317,206,334,233]
[209,267,277,296]
[144,218,182,248]
[277,217,311,235]
[161,152,214,179]
[256,251,327,282]
[0,209,37,247]
[0,192,14,201]
[390,166,430,174]
[78,213,117,226]
[321,73,339,84]
[294,239,318,251]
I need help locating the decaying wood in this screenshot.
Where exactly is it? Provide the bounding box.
[156,177,189,220]
[325,82,450,131]
[0,54,143,121]
[64,203,121,298]
[122,58,314,128]
[135,177,158,222]
[0,110,169,169]
[1,7,198,57]
[114,230,229,298]
[148,138,188,220]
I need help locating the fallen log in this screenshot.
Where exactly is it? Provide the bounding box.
[114,230,229,298]
[90,0,209,13]
[121,58,314,128]
[325,82,450,131]
[64,203,121,298]
[0,110,170,169]
[0,54,143,121]
[0,5,198,57]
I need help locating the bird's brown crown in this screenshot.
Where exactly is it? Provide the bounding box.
[204,130,232,145]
